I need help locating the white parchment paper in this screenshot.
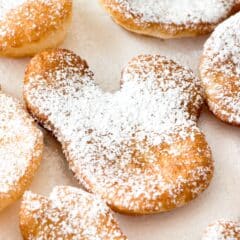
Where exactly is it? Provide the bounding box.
[0,1,239,239]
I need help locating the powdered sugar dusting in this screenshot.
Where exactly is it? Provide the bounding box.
[108,0,236,25]
[21,186,127,239]
[202,220,240,240]
[0,0,71,50]
[0,0,26,20]
[24,50,213,213]
[200,12,240,124]
[0,93,41,193]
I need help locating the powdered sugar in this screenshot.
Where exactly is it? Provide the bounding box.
[200,12,240,124]
[0,0,71,50]
[24,50,213,213]
[202,12,240,77]
[202,220,240,240]
[0,0,26,20]
[109,0,236,25]
[21,186,127,239]
[0,93,41,194]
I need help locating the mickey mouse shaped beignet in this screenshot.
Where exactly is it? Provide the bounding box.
[202,220,240,240]
[24,49,214,215]
[0,91,43,211]
[200,12,240,125]
[20,186,127,239]
[100,0,240,39]
[0,0,72,57]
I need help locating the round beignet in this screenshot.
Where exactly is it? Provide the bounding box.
[200,12,240,125]
[0,92,43,211]
[202,220,240,240]
[0,0,72,57]
[20,186,127,239]
[99,0,240,39]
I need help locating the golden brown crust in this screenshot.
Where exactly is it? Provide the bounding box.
[202,220,240,240]
[200,12,240,126]
[0,0,72,57]
[0,92,43,211]
[23,49,213,215]
[106,129,213,215]
[200,57,240,126]
[19,186,127,239]
[99,0,240,39]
